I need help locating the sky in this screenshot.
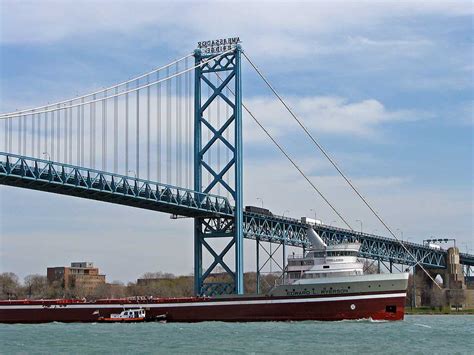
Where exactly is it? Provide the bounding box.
[0,0,473,283]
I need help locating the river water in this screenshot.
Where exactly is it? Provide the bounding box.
[1,315,473,354]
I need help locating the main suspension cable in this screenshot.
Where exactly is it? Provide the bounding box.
[243,52,441,287]
[1,50,234,119]
[0,53,194,118]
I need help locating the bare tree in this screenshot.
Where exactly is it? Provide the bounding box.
[24,274,48,299]
[0,273,21,299]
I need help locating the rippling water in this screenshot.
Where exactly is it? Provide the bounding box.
[1,315,473,354]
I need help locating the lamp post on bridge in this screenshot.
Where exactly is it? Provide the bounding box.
[128,170,138,194]
[396,228,404,242]
[256,197,264,209]
[355,219,363,234]
[310,209,317,221]
[42,152,51,161]
[282,210,290,217]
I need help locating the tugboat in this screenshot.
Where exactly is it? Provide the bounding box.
[97,308,167,323]
[98,308,147,322]
[0,226,408,323]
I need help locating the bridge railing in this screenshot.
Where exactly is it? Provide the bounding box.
[0,152,233,217]
[243,212,309,247]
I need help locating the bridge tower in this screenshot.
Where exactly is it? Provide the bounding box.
[193,45,244,295]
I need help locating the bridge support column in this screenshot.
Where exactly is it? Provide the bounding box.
[193,46,244,296]
[256,239,260,294]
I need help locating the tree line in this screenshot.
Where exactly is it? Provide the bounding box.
[0,271,279,300]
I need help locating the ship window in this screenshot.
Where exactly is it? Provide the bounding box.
[323,265,330,269]
[386,305,397,313]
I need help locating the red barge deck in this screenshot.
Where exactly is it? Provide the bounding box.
[0,290,406,323]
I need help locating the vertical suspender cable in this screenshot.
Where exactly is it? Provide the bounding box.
[44,109,48,156]
[189,67,193,189]
[32,113,36,157]
[184,58,189,188]
[102,93,106,170]
[114,87,118,173]
[23,115,27,156]
[136,79,140,179]
[64,107,68,163]
[167,66,171,184]
[176,61,181,187]
[91,95,95,167]
[104,95,107,171]
[37,113,41,158]
[125,83,129,175]
[77,105,80,164]
[18,114,22,154]
[147,75,150,180]
[81,98,85,166]
[9,117,13,153]
[51,111,54,160]
[66,104,69,162]
[157,71,161,182]
[3,116,7,152]
[69,103,73,164]
[57,106,60,160]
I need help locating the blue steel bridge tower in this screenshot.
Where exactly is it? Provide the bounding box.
[194,45,244,295]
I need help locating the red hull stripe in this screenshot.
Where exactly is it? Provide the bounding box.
[0,293,406,310]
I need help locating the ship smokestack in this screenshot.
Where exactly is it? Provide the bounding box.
[306,228,327,249]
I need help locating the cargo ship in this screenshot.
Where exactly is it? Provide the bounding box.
[0,229,408,323]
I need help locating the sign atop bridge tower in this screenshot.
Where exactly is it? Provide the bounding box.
[197,37,241,54]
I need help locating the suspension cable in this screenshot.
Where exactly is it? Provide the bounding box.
[1,50,233,119]
[243,52,441,287]
[213,72,353,230]
[0,53,194,118]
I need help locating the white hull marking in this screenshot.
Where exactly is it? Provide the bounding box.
[0,293,406,310]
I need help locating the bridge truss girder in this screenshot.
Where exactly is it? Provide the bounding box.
[0,152,232,218]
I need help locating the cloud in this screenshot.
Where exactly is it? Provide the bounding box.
[1,0,471,49]
[243,95,427,141]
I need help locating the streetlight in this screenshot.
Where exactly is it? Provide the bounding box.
[355,219,363,233]
[42,152,51,161]
[310,209,317,221]
[396,229,404,242]
[127,170,137,179]
[256,197,264,208]
[283,210,290,217]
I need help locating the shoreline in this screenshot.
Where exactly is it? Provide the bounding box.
[405,307,474,315]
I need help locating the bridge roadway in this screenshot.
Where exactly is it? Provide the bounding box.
[1,152,473,269]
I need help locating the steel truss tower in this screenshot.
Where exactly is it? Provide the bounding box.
[194,46,244,295]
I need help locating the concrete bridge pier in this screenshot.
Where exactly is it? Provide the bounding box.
[414,247,467,308]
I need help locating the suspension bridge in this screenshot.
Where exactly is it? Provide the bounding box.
[1,41,473,296]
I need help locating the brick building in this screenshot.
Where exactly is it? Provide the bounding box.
[47,262,106,293]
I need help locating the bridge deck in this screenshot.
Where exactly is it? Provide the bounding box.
[0,153,233,218]
[1,152,473,269]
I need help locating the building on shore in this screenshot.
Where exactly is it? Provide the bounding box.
[47,262,106,293]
